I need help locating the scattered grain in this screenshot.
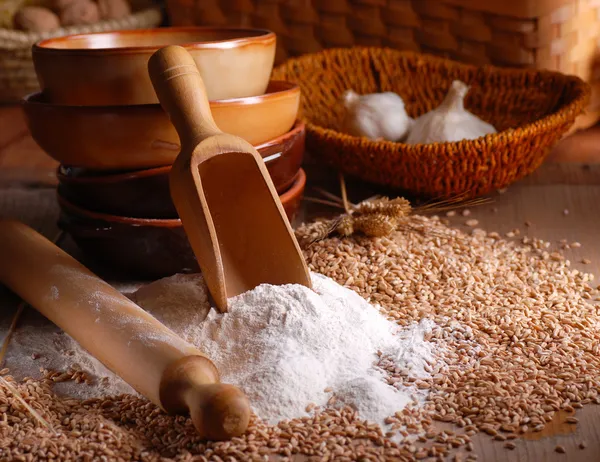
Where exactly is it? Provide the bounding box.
[298,215,600,441]
[565,416,579,424]
[579,442,587,449]
[555,445,566,454]
[3,213,600,460]
[461,209,471,217]
[415,448,429,459]
[465,219,479,227]
[483,428,497,436]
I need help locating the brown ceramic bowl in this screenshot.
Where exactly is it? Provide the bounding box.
[57,168,306,278]
[22,81,299,170]
[56,121,305,218]
[32,27,276,106]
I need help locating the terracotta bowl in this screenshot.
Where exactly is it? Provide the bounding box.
[57,168,306,278]
[56,122,305,218]
[22,81,299,170]
[32,27,276,106]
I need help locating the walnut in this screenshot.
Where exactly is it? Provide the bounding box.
[13,6,61,33]
[59,0,100,26]
[97,0,131,20]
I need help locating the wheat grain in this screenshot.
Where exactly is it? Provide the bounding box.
[3,214,600,460]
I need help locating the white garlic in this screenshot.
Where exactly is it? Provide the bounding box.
[341,89,413,142]
[405,80,496,144]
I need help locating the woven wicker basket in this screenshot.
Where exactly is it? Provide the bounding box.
[271,47,590,199]
[166,0,600,130]
[0,2,163,103]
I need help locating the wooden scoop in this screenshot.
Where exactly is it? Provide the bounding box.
[148,45,311,312]
[0,220,250,441]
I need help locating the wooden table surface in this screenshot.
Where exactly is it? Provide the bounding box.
[1,104,600,461]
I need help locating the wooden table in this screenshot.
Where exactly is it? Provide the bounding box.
[1,104,600,461]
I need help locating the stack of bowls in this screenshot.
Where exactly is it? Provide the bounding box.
[22,27,307,278]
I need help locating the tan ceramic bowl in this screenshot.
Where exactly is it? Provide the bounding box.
[32,27,276,106]
[22,81,300,170]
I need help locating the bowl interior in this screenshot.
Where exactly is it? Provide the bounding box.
[36,27,274,51]
[277,49,583,134]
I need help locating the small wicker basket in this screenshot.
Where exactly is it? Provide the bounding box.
[165,0,600,130]
[0,1,163,103]
[272,47,590,199]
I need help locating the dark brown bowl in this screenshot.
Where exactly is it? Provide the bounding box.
[57,122,305,218]
[57,169,306,279]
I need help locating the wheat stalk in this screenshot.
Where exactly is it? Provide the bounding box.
[0,376,56,433]
[305,174,492,241]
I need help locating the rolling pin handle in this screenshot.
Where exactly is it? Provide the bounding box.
[159,356,250,440]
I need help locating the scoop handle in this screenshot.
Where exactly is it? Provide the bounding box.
[148,44,229,312]
[148,45,222,149]
[0,220,250,440]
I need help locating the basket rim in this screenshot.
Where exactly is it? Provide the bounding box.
[274,46,592,151]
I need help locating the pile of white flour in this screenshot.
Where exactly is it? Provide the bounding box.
[4,272,440,431]
[133,272,439,428]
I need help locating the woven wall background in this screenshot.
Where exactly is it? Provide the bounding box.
[167,0,600,129]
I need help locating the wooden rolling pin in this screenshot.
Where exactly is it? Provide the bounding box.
[0,220,250,440]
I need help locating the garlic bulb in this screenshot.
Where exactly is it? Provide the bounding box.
[406,80,496,144]
[341,90,413,142]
